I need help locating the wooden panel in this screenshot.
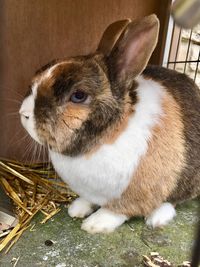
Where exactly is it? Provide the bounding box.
[0,0,170,160]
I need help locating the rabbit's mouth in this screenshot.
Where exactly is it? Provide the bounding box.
[19,93,44,145]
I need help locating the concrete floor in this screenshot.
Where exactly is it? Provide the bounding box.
[0,200,199,267]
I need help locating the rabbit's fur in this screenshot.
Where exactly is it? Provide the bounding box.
[20,15,200,233]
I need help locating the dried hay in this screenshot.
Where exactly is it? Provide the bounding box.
[0,158,76,253]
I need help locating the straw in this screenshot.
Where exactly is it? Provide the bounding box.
[0,158,76,253]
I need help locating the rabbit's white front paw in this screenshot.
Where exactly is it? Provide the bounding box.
[68,197,94,218]
[146,202,176,228]
[81,208,127,234]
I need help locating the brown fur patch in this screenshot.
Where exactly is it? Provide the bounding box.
[104,108,132,144]
[105,91,186,217]
[84,93,135,158]
[63,102,90,127]
[37,102,91,153]
[56,102,91,152]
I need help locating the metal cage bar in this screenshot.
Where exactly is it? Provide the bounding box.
[166,21,200,86]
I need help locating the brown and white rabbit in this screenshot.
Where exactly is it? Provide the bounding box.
[19,14,200,233]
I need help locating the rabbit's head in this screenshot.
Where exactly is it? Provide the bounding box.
[19,15,159,156]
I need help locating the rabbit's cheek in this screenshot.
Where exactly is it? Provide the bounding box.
[35,103,90,153]
[62,102,90,130]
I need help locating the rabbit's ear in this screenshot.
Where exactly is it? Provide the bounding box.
[108,14,159,85]
[97,19,131,56]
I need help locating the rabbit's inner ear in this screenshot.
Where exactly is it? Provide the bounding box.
[109,14,159,84]
[97,19,131,56]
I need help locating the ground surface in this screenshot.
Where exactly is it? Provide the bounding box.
[0,200,199,267]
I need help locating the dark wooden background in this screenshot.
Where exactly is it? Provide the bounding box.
[0,0,171,160]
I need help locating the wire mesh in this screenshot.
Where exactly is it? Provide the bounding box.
[167,22,200,87]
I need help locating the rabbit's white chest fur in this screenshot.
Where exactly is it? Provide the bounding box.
[50,77,164,205]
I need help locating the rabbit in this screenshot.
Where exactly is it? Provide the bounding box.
[19,14,200,234]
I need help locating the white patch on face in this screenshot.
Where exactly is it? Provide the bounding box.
[19,93,41,144]
[49,76,165,206]
[32,81,39,97]
[32,62,59,98]
[45,64,58,79]
[146,202,176,228]
[43,61,69,80]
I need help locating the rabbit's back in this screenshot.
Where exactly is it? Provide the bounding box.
[143,65,200,202]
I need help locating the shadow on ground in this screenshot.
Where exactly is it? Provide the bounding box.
[0,200,199,267]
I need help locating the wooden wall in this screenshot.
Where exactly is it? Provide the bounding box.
[0,0,171,160]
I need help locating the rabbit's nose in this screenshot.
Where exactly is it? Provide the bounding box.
[19,109,30,119]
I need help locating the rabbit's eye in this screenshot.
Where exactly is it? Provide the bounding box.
[70,90,88,103]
